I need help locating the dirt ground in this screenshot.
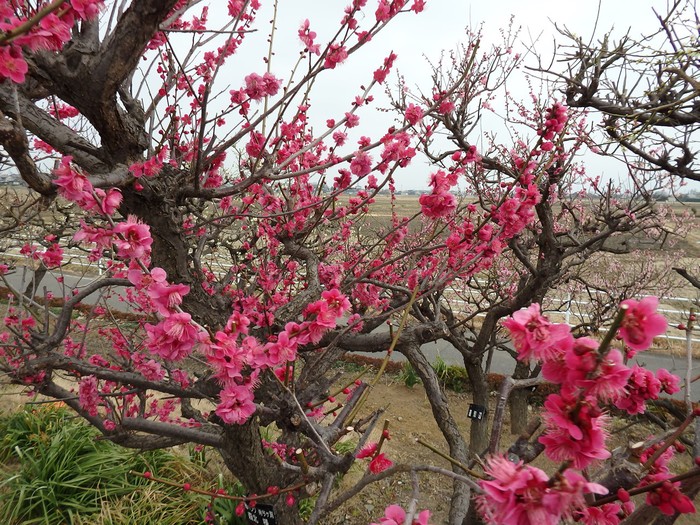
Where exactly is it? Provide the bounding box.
[325,378,477,524]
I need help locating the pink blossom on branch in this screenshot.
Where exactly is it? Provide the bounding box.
[324,43,348,69]
[357,442,378,459]
[0,0,103,84]
[78,375,101,417]
[144,312,200,361]
[368,452,393,473]
[419,190,455,218]
[370,504,431,525]
[298,19,320,55]
[477,455,607,525]
[405,103,424,125]
[502,303,573,362]
[538,394,611,469]
[40,243,63,269]
[243,72,281,100]
[147,280,190,316]
[0,45,28,83]
[373,52,397,83]
[113,216,153,261]
[350,150,373,177]
[215,383,256,424]
[618,296,667,353]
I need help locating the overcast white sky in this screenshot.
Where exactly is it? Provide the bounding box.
[208,1,671,190]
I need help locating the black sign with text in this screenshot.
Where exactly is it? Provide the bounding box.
[245,503,277,525]
[467,403,486,420]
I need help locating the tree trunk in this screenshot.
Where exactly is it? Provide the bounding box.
[401,342,471,525]
[23,266,47,299]
[463,356,488,525]
[509,360,530,435]
[465,356,489,456]
[219,419,305,525]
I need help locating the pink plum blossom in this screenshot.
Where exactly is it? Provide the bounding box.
[371,505,430,525]
[369,453,393,474]
[216,384,256,424]
[113,216,153,260]
[419,190,456,218]
[324,44,348,69]
[350,151,373,177]
[205,331,248,383]
[148,280,190,316]
[477,455,606,525]
[539,394,611,469]
[576,503,622,525]
[78,375,100,417]
[619,297,667,352]
[298,19,320,54]
[503,304,574,362]
[656,368,680,394]
[144,312,199,361]
[405,103,424,125]
[0,45,28,83]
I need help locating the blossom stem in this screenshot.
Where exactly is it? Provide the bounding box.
[306,368,368,409]
[642,411,697,471]
[295,448,309,475]
[0,0,66,45]
[416,437,485,479]
[130,470,306,501]
[590,467,700,507]
[374,419,390,457]
[597,304,628,356]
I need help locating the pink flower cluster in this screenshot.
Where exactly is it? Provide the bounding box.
[538,102,568,148]
[419,169,458,218]
[199,288,352,426]
[405,103,424,126]
[0,1,104,84]
[129,146,170,178]
[357,442,394,474]
[370,505,430,525]
[640,443,696,515]
[477,455,607,525]
[78,375,101,417]
[298,19,320,55]
[373,52,397,83]
[503,300,674,467]
[243,72,281,101]
[324,43,348,69]
[144,312,199,361]
[619,296,667,355]
[54,156,123,215]
[482,298,688,523]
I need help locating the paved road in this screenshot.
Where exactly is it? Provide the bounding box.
[4,269,697,402]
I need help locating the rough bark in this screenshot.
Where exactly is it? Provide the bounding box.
[219,419,305,525]
[401,340,471,525]
[464,356,489,457]
[508,359,530,435]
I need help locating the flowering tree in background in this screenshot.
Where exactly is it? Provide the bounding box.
[0,1,697,525]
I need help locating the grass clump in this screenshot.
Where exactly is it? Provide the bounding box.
[0,403,223,525]
[432,357,469,392]
[398,363,421,388]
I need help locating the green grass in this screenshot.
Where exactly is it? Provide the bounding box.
[432,357,468,392]
[0,404,240,525]
[398,362,421,388]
